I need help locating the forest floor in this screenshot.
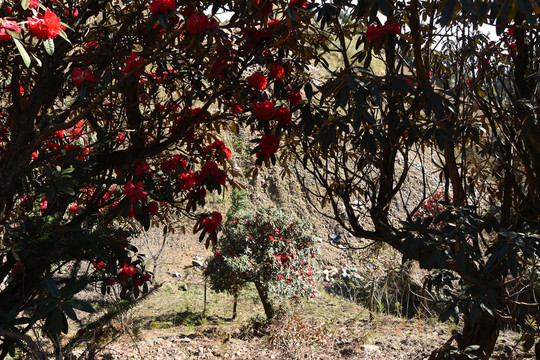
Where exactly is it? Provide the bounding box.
[65,230,535,360]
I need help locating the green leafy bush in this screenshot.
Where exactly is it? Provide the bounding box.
[205,207,318,319]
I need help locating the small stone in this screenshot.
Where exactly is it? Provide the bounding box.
[192,260,204,267]
[360,345,380,353]
[181,284,188,291]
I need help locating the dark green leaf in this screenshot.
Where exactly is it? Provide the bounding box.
[44,275,59,297]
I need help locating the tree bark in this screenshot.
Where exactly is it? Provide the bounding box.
[232,291,238,320]
[254,281,274,319]
[457,312,500,360]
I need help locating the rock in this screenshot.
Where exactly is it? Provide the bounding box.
[192,260,204,267]
[360,345,380,353]
[181,284,188,291]
[198,347,204,356]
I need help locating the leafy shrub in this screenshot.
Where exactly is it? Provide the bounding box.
[205,207,318,319]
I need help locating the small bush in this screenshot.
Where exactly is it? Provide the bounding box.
[205,207,318,319]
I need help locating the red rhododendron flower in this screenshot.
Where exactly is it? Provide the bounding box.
[248,72,267,91]
[124,52,145,76]
[366,24,384,42]
[134,160,150,177]
[268,63,285,80]
[92,261,107,270]
[243,27,271,41]
[231,104,243,114]
[27,9,64,39]
[115,132,126,143]
[182,6,195,18]
[186,13,216,35]
[254,100,275,121]
[122,181,147,203]
[147,201,159,216]
[252,0,273,17]
[289,0,307,9]
[202,211,222,233]
[183,128,195,142]
[288,91,302,107]
[383,20,401,35]
[366,20,401,42]
[260,134,280,156]
[178,170,195,190]
[68,203,80,214]
[28,0,40,9]
[149,0,175,14]
[204,140,232,160]
[122,265,136,277]
[0,18,21,41]
[72,67,97,88]
[11,262,24,276]
[507,25,515,36]
[275,107,292,125]
[161,155,187,171]
[195,161,226,185]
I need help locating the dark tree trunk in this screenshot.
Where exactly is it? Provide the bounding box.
[232,291,238,320]
[254,281,274,319]
[457,312,500,360]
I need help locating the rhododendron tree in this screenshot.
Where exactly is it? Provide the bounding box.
[0,0,539,358]
[0,0,312,356]
[205,207,318,319]
[276,1,540,359]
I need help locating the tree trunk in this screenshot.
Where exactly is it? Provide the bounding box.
[232,291,238,320]
[254,281,274,319]
[458,312,500,360]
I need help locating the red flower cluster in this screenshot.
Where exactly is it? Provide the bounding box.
[254,99,275,121]
[92,261,107,270]
[248,72,267,91]
[186,13,217,35]
[412,190,452,229]
[160,155,187,171]
[252,0,273,17]
[0,19,21,41]
[288,91,302,107]
[147,201,159,216]
[231,104,243,114]
[149,0,176,14]
[27,9,64,39]
[124,52,145,76]
[133,160,150,176]
[507,25,515,36]
[28,0,40,9]
[195,161,226,185]
[203,140,232,160]
[275,107,292,126]
[68,203,80,214]
[72,67,97,88]
[115,132,126,143]
[10,262,24,276]
[122,181,148,203]
[122,265,136,277]
[289,0,307,9]
[260,134,280,157]
[366,20,401,42]
[203,211,223,233]
[178,170,195,190]
[268,63,285,80]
